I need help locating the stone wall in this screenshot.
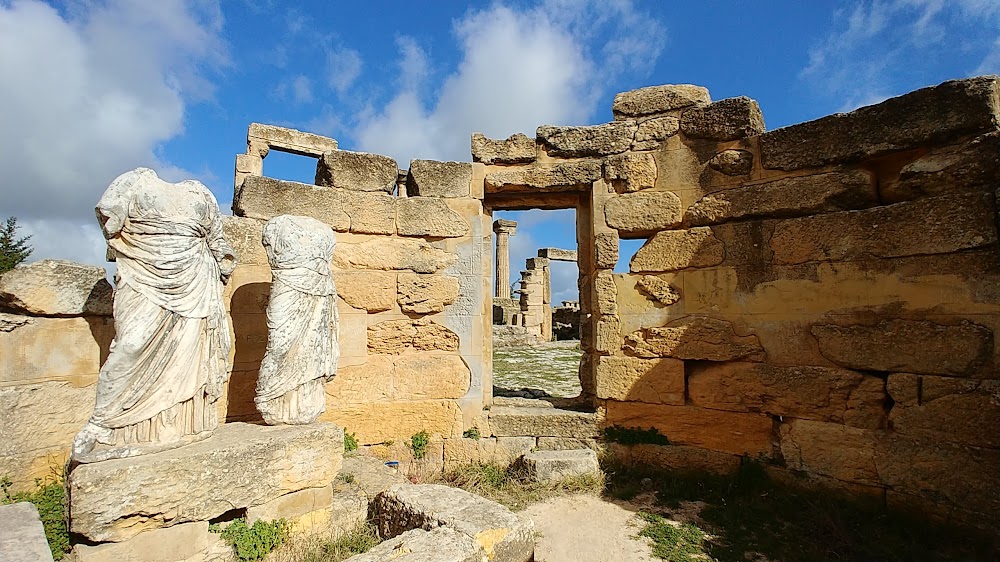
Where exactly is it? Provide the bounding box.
[477,76,1000,527]
[226,132,492,445]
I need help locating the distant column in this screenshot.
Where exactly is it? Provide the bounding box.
[493,219,517,298]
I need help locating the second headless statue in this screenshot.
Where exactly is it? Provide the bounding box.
[256,215,339,425]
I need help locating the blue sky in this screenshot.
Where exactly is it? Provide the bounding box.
[3,0,999,302]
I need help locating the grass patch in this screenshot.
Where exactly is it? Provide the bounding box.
[603,425,670,446]
[1,475,70,560]
[267,522,380,562]
[440,462,603,511]
[605,458,999,561]
[637,512,709,562]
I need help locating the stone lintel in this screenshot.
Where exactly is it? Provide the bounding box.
[247,123,338,158]
[537,248,577,261]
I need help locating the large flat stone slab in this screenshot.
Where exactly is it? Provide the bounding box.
[0,502,53,562]
[0,259,112,317]
[345,527,483,562]
[68,422,344,542]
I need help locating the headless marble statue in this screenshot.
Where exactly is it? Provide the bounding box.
[72,168,236,462]
[256,215,339,425]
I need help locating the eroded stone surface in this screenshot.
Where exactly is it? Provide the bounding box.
[73,521,211,562]
[485,161,601,192]
[315,150,398,193]
[779,420,880,485]
[407,160,472,198]
[234,175,351,230]
[345,527,483,562]
[624,316,765,361]
[488,407,598,438]
[397,273,460,314]
[603,152,657,192]
[605,191,682,235]
[630,228,725,272]
[595,356,684,404]
[635,275,680,305]
[368,318,459,354]
[680,97,765,141]
[334,239,457,273]
[633,117,681,150]
[471,133,536,165]
[0,259,112,317]
[888,374,1000,448]
[522,449,599,483]
[537,122,637,158]
[397,198,470,238]
[335,271,396,312]
[613,84,710,119]
[594,232,619,269]
[708,149,754,176]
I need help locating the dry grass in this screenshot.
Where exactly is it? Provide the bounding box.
[436,461,605,511]
[265,522,379,562]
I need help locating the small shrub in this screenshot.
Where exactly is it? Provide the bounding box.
[1,476,70,560]
[603,425,670,446]
[337,472,356,485]
[215,517,291,562]
[343,431,358,453]
[462,427,482,440]
[410,430,430,460]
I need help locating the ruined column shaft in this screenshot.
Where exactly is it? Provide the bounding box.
[493,219,517,299]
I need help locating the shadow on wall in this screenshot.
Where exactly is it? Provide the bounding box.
[227,282,270,423]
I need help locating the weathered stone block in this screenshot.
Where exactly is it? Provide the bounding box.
[630,227,725,272]
[335,271,396,312]
[443,437,528,469]
[248,122,338,157]
[73,521,211,562]
[315,150,398,193]
[887,374,1000,448]
[0,316,112,385]
[488,407,598,438]
[605,191,682,235]
[770,192,997,265]
[346,527,483,562]
[0,259,112,317]
[604,401,774,456]
[321,400,463,444]
[394,355,471,400]
[688,362,885,428]
[68,422,344,542]
[613,84,711,119]
[885,132,1000,202]
[334,239,457,273]
[680,97,765,141]
[603,153,656,193]
[372,484,533,562]
[760,76,1000,170]
[521,449,599,483]
[595,356,684,404]
[594,271,617,315]
[537,122,636,158]
[397,273,460,314]
[595,315,621,353]
[811,319,992,376]
[606,442,741,474]
[368,318,459,354]
[537,248,577,261]
[327,358,394,404]
[485,161,601,192]
[535,437,600,451]
[397,198,470,238]
[779,420,879,485]
[633,116,681,151]
[222,215,267,266]
[471,132,536,165]
[246,485,333,531]
[344,192,396,234]
[0,502,52,562]
[407,160,472,198]
[635,275,680,306]
[708,149,754,176]
[594,232,619,269]
[624,316,765,362]
[686,170,876,226]
[233,175,351,230]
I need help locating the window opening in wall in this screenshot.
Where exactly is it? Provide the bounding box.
[616,238,647,273]
[260,150,321,185]
[491,208,582,400]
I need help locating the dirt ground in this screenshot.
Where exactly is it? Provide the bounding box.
[524,494,657,562]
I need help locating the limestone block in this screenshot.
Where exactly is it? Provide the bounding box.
[624,316,765,361]
[346,527,484,562]
[632,117,681,151]
[327,358,394,404]
[73,521,209,562]
[488,406,598,438]
[594,271,617,315]
[68,422,344,542]
[605,443,741,474]
[537,248,577,261]
[397,273,460,314]
[496,437,537,456]
[344,192,396,234]
[368,318,459,354]
[605,191,682,235]
[595,315,621,353]
[372,484,533,562]
[443,437,529,469]
[485,161,601,192]
[770,192,997,265]
[603,153,656,193]
[685,170,877,226]
[521,449,599,483]
[630,227,725,272]
[779,420,879,485]
[397,198,470,238]
[595,356,684,404]
[688,362,885,428]
[635,275,680,305]
[235,153,263,175]
[246,485,333,532]
[612,84,711,119]
[315,150,398,193]
[885,132,1000,202]
[537,122,637,158]
[394,355,471,400]
[335,271,395,312]
[680,97,765,141]
[0,502,53,562]
[604,401,773,456]
[407,160,472,198]
[334,239,457,273]
[222,215,267,266]
[594,232,619,269]
[233,175,351,230]
[535,437,600,451]
[708,149,754,176]
[887,374,1000,448]
[0,315,112,388]
[471,132,536,165]
[0,259,112,316]
[248,122,338,156]
[321,400,463,444]
[759,76,1000,170]
[811,319,992,376]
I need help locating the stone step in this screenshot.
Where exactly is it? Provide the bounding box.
[522,449,600,483]
[487,406,599,439]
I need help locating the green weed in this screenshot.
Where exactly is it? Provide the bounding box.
[462,427,482,440]
[409,430,430,460]
[214,517,291,562]
[343,431,358,453]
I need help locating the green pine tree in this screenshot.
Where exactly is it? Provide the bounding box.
[0,217,32,274]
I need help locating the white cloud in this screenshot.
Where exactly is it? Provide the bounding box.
[326,46,362,95]
[0,0,226,267]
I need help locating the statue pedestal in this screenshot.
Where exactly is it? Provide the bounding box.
[69,422,344,560]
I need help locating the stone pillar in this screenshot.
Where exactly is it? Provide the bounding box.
[493,219,517,298]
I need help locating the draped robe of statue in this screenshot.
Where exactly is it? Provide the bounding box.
[255,215,339,425]
[72,168,236,461]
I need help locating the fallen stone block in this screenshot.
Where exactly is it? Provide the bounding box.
[0,502,52,562]
[680,97,765,141]
[345,527,483,562]
[521,449,600,483]
[315,150,398,193]
[613,84,711,119]
[471,132,536,165]
[0,259,112,317]
[406,160,472,198]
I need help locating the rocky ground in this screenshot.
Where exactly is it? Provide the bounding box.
[492,340,582,398]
